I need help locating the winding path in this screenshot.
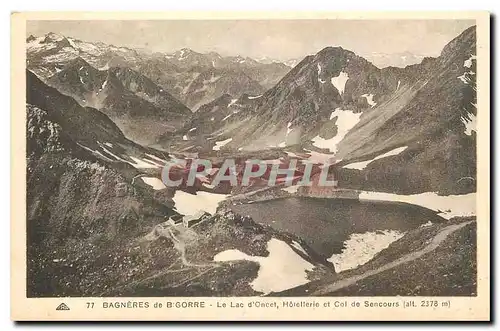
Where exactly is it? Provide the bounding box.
[312,221,473,295]
[166,228,215,268]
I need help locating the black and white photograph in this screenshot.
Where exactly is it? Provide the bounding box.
[10,11,490,321]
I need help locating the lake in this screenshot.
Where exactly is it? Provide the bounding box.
[230,197,445,258]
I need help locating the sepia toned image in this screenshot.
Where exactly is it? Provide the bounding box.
[11,12,490,321]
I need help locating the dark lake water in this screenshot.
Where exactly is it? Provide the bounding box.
[230,197,445,258]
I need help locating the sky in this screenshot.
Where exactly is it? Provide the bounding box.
[27,20,474,63]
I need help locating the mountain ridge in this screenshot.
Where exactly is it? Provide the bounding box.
[164,25,477,195]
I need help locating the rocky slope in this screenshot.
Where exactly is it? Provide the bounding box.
[43,57,192,146]
[26,73,335,297]
[180,67,265,109]
[335,26,477,194]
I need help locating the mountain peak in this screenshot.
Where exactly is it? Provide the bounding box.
[44,32,64,41]
[178,48,196,55]
[440,25,476,59]
[316,46,354,59]
[65,56,92,69]
[166,48,200,60]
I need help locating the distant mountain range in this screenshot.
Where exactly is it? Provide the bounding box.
[26,33,291,110]
[364,51,426,68]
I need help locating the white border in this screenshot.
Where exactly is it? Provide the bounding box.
[4,1,498,329]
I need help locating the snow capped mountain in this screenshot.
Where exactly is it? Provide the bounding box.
[27,33,143,79]
[365,51,426,68]
[283,58,304,68]
[255,56,285,65]
[27,33,291,114]
[165,48,215,68]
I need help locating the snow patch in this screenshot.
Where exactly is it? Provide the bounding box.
[303,150,336,164]
[213,238,314,294]
[361,93,377,108]
[42,48,79,62]
[396,80,401,91]
[227,98,238,108]
[67,38,78,48]
[277,122,294,147]
[145,153,167,164]
[248,95,262,99]
[98,145,129,163]
[342,146,408,170]
[173,190,228,215]
[283,185,300,193]
[312,108,361,153]
[188,127,197,132]
[359,191,476,220]
[458,73,469,84]
[182,135,188,141]
[461,114,477,136]
[285,151,300,158]
[331,71,349,95]
[77,144,115,162]
[213,138,233,151]
[222,114,232,121]
[141,177,167,190]
[128,156,161,169]
[317,64,326,83]
[328,230,405,272]
[290,241,309,256]
[464,55,476,68]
